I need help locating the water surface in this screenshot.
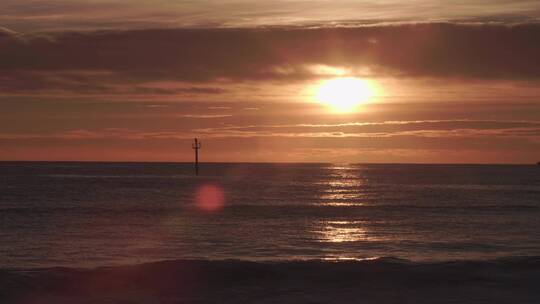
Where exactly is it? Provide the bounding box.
[1,162,539,268]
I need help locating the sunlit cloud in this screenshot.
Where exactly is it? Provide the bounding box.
[306,65,349,76]
[4,119,537,141]
[1,0,540,31]
[177,114,233,119]
[193,120,540,137]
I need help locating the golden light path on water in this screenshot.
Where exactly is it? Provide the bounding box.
[317,221,371,243]
[317,164,369,205]
[313,164,378,259]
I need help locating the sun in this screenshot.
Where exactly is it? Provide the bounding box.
[314,77,376,113]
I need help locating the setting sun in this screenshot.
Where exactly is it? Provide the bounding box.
[315,77,376,113]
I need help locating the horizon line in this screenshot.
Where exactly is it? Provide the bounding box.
[0,160,537,166]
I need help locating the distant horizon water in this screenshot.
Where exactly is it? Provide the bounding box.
[1,161,539,165]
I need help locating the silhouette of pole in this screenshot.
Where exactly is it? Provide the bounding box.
[192,138,201,176]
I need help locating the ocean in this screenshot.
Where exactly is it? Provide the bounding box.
[1,162,539,269]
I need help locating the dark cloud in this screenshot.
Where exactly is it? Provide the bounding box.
[0,71,226,95]
[1,23,540,94]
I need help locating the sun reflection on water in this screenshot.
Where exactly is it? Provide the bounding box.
[313,165,375,245]
[320,256,380,262]
[316,202,366,207]
[318,164,369,203]
[315,220,370,243]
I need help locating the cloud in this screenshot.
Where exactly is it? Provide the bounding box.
[0,128,189,140]
[1,0,540,32]
[193,120,540,137]
[177,114,233,119]
[4,119,537,141]
[1,23,540,96]
[0,26,18,36]
[0,70,226,96]
[2,119,539,162]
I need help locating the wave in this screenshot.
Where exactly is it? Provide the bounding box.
[2,256,539,303]
[34,174,197,179]
[1,203,538,214]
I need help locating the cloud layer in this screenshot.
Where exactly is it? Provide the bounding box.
[1,23,540,99]
[1,0,540,31]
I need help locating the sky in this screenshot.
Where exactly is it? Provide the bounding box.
[1,1,540,163]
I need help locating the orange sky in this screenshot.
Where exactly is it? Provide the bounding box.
[1,2,539,163]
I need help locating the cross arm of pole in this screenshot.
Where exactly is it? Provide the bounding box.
[192,138,201,149]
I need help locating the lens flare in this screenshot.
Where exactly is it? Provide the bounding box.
[195,184,225,212]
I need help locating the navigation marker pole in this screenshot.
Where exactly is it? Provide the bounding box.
[192,138,201,176]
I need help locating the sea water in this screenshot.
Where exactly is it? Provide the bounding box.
[1,162,539,268]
